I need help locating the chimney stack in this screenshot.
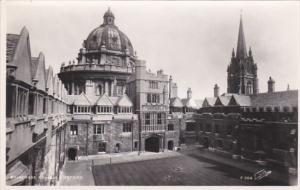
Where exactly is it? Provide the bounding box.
[214,84,219,97]
[268,77,275,93]
[187,88,192,99]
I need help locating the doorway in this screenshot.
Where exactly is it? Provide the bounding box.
[168,140,174,150]
[68,148,77,160]
[145,136,160,152]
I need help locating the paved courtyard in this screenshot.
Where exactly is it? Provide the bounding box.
[59,149,289,186]
[92,153,285,185]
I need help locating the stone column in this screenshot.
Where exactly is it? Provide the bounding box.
[105,81,108,95]
[110,81,113,96]
[71,82,75,95]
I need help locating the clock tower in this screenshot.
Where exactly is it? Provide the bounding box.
[227,15,258,95]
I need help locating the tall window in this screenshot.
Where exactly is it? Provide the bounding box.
[157,113,162,124]
[147,94,152,103]
[123,123,132,132]
[6,85,15,117]
[28,93,35,115]
[145,113,150,125]
[96,85,103,95]
[246,81,253,95]
[167,124,174,131]
[70,125,78,135]
[149,81,158,89]
[146,93,160,103]
[94,124,105,134]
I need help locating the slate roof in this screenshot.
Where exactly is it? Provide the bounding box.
[204,97,217,106]
[6,34,20,63]
[170,97,183,108]
[69,93,134,107]
[218,96,231,106]
[116,94,133,107]
[250,90,298,108]
[73,93,91,105]
[182,98,198,109]
[195,99,204,108]
[231,94,251,106]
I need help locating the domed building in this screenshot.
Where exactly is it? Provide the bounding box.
[58,9,140,156]
[59,8,136,97]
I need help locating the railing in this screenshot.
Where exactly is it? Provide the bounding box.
[60,63,134,74]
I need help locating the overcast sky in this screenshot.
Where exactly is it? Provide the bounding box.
[6,1,299,99]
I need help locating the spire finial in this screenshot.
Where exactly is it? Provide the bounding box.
[236,11,247,59]
[232,48,235,57]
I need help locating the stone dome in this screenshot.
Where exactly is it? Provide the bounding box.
[84,8,134,56]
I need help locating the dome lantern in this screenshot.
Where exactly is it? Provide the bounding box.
[103,8,115,25]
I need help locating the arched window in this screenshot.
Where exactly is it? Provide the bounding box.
[246,81,253,95]
[96,85,103,95]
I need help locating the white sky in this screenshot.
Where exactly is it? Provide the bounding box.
[6,1,300,99]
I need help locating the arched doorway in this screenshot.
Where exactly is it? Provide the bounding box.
[145,136,160,152]
[68,148,77,160]
[168,140,174,150]
[98,142,106,153]
[115,143,121,153]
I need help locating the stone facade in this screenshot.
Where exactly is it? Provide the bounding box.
[6,27,69,185]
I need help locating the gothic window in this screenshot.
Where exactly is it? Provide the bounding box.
[149,81,158,89]
[96,85,103,95]
[145,113,150,125]
[167,124,174,131]
[6,85,15,117]
[246,81,253,95]
[94,124,105,134]
[147,94,151,103]
[123,123,132,132]
[70,125,78,135]
[117,86,123,95]
[157,113,162,124]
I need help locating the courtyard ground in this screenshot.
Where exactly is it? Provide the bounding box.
[58,148,293,186]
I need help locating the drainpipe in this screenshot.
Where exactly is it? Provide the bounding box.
[86,122,89,156]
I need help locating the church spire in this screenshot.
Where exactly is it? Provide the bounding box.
[236,13,247,59]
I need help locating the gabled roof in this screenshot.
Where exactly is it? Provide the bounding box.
[6,34,20,64]
[229,94,251,106]
[73,93,91,105]
[203,97,217,107]
[95,93,114,106]
[7,27,32,84]
[170,97,183,108]
[30,53,46,91]
[215,96,231,106]
[195,99,204,108]
[46,66,54,95]
[115,94,133,107]
[85,94,99,105]
[250,90,298,108]
[182,98,198,109]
